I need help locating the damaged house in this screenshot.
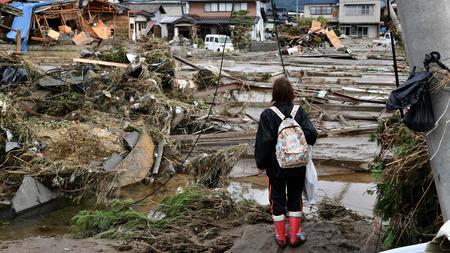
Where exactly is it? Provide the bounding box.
[82,0,130,40]
[123,3,166,39]
[2,0,131,51]
[183,0,266,41]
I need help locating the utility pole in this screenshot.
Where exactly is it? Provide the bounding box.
[397,0,450,221]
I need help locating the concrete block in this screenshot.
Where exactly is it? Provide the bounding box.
[12,176,58,213]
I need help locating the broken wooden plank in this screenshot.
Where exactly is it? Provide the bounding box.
[79,16,99,39]
[152,141,164,175]
[329,91,386,104]
[325,29,343,49]
[170,124,378,145]
[58,25,72,34]
[173,55,241,82]
[92,20,111,40]
[0,3,23,16]
[195,82,271,97]
[47,29,60,40]
[73,58,129,68]
[71,32,93,46]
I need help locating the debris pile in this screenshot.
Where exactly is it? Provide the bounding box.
[72,186,271,252]
[0,38,200,216]
[1,0,132,51]
[190,144,247,188]
[281,19,345,55]
[371,114,442,249]
[71,187,382,253]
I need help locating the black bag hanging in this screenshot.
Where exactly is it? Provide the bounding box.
[403,83,435,132]
[386,52,450,132]
[386,70,431,111]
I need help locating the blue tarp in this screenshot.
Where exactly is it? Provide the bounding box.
[6,2,53,52]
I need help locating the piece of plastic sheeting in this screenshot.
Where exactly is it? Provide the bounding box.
[303,145,318,204]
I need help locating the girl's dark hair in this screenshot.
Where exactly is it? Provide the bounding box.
[272,77,294,103]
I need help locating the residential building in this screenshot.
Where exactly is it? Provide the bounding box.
[123,3,166,38]
[183,0,266,41]
[338,0,381,38]
[303,0,339,25]
[128,10,155,40]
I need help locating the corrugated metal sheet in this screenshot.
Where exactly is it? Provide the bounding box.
[160,16,181,24]
[6,1,54,51]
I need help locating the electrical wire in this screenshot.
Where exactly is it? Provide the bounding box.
[128,4,236,207]
[271,0,288,78]
[387,0,403,118]
[127,0,290,207]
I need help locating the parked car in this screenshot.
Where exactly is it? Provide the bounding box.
[374,32,396,47]
[204,34,234,52]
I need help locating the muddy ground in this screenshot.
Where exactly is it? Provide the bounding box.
[0,237,147,253]
[0,218,381,253]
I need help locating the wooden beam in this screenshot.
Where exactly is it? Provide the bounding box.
[73,58,129,68]
[15,30,21,52]
[0,3,23,16]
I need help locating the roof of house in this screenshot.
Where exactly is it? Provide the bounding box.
[160,14,259,25]
[303,0,338,5]
[122,3,166,14]
[160,16,181,24]
[129,9,154,18]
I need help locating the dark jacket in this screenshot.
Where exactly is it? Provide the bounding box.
[255,101,318,178]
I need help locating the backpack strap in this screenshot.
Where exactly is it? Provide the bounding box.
[290,105,300,118]
[270,106,286,120]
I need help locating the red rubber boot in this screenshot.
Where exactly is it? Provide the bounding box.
[288,211,306,247]
[273,214,287,248]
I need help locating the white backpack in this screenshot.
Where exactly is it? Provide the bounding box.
[270,105,308,169]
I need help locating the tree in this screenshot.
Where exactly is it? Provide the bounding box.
[230,10,254,50]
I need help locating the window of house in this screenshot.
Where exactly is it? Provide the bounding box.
[219,3,233,11]
[205,2,246,12]
[310,5,332,15]
[219,3,226,11]
[340,26,350,36]
[238,2,248,11]
[344,4,374,16]
[211,3,218,11]
[204,3,211,11]
[358,26,368,37]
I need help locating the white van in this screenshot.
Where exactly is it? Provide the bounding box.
[204,34,234,52]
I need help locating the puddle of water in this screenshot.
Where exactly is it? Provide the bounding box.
[227,173,376,217]
[0,201,84,241]
[0,171,375,241]
[0,174,192,241]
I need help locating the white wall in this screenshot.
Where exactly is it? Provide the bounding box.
[367,24,378,38]
[255,0,265,41]
[338,0,381,24]
[161,24,169,38]
[304,4,338,22]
